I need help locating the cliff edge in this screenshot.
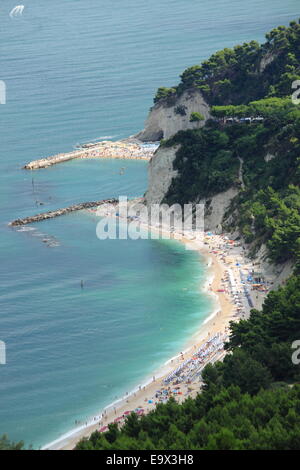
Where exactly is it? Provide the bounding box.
[136,89,210,141]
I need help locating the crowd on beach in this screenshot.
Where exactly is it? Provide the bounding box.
[163,333,227,385]
[86,332,228,434]
[204,232,272,316]
[78,141,157,161]
[24,140,158,169]
[86,232,271,433]
[49,212,273,449]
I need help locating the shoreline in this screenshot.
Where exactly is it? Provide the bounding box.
[43,223,269,450]
[24,139,158,170]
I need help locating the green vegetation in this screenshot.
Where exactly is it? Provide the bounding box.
[153,87,177,104]
[75,19,300,452]
[77,386,300,450]
[58,18,300,452]
[211,97,295,119]
[162,96,300,267]
[6,20,300,452]
[224,275,300,383]
[70,21,298,451]
[162,127,239,203]
[76,276,300,450]
[153,20,300,268]
[237,186,300,264]
[0,434,24,450]
[190,112,205,122]
[174,105,187,116]
[154,20,300,106]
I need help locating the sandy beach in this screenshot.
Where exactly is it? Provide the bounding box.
[43,213,273,451]
[24,140,158,170]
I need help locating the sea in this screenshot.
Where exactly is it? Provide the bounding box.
[0,0,299,448]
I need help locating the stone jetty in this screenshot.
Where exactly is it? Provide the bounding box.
[24,140,157,170]
[9,199,118,226]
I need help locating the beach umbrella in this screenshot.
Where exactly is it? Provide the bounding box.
[99,426,108,432]
[114,417,123,423]
[123,411,131,415]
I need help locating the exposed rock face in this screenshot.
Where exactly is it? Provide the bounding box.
[248,243,294,291]
[199,188,239,233]
[145,145,179,205]
[259,51,276,73]
[264,152,276,162]
[145,142,238,233]
[137,89,211,141]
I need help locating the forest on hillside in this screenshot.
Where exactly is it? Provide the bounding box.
[77,20,300,451]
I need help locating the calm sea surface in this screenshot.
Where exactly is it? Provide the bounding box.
[0,0,299,448]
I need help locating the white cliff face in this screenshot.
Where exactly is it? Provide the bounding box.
[252,244,294,290]
[146,142,239,233]
[137,89,211,141]
[200,188,239,233]
[259,51,276,73]
[264,152,276,162]
[145,145,179,205]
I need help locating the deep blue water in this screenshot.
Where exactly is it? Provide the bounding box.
[0,0,299,448]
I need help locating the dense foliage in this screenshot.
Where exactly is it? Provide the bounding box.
[163,127,239,203]
[190,112,205,122]
[72,21,299,451]
[211,97,295,119]
[76,276,300,450]
[154,20,300,106]
[77,386,300,450]
[164,127,239,204]
[155,22,300,264]
[6,20,300,452]
[163,97,300,266]
[237,185,300,264]
[0,434,24,450]
[153,87,177,104]
[75,18,300,452]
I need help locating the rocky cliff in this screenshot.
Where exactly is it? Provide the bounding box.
[145,143,239,233]
[137,89,211,141]
[145,145,180,205]
[143,20,300,281]
[145,142,294,284]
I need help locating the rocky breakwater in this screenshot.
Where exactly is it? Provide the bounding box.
[24,150,84,170]
[24,140,157,170]
[9,199,118,226]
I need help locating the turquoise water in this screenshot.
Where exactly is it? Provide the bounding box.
[0,0,299,448]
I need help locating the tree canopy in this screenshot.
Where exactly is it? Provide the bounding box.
[76,274,300,450]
